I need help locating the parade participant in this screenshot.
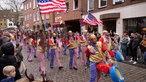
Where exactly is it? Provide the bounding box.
[86,34,113,82]
[66,31,79,70]
[75,32,81,57]
[99,30,112,57]
[46,32,51,60]
[27,35,35,62]
[49,33,63,69]
[37,30,46,75]
[79,30,88,65]
[61,34,67,55]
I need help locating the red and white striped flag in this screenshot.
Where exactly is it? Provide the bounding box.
[37,0,66,14]
[83,13,104,26]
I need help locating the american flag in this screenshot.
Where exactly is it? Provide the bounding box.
[37,0,66,14]
[83,13,104,26]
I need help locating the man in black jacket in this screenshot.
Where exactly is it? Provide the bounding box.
[0,42,21,81]
[131,33,139,64]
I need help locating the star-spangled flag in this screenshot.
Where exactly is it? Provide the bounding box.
[37,0,66,14]
[83,13,104,26]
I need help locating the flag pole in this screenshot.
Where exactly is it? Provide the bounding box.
[36,2,45,31]
[36,1,47,53]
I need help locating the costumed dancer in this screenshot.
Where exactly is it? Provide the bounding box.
[49,33,63,69]
[46,32,51,60]
[99,30,113,57]
[79,30,88,65]
[75,32,81,57]
[86,34,113,82]
[33,32,37,58]
[62,34,67,55]
[27,35,35,62]
[66,31,79,70]
[37,31,46,75]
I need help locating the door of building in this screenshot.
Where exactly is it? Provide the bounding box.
[103,20,116,33]
[65,20,81,33]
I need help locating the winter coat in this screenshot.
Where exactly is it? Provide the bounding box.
[121,38,128,51]
[132,38,139,50]
[16,46,23,63]
[0,77,14,82]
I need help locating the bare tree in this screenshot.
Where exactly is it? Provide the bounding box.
[0,5,4,10]
[2,0,24,27]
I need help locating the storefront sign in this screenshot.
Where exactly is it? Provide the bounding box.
[55,17,62,23]
[100,13,120,20]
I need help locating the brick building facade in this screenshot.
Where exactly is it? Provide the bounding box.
[23,0,146,36]
[81,0,146,36]
[23,0,54,31]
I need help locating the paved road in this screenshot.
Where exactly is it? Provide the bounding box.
[22,46,146,82]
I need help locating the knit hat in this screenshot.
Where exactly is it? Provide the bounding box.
[2,36,10,44]
[1,42,14,55]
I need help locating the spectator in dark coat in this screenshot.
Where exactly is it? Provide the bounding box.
[129,33,139,64]
[0,42,21,81]
[0,36,11,57]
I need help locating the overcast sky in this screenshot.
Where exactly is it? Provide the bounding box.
[0,0,24,10]
[0,1,8,9]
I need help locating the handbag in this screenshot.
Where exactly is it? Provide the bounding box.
[19,62,26,74]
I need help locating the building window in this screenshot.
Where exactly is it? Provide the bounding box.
[27,3,29,9]
[99,0,107,8]
[33,0,36,9]
[88,0,94,11]
[33,13,36,21]
[25,15,26,21]
[30,14,32,19]
[37,12,40,21]
[42,14,44,20]
[66,2,69,11]
[46,14,50,19]
[73,0,78,10]
[113,0,124,5]
[24,4,26,10]
[27,14,29,20]
[30,1,32,9]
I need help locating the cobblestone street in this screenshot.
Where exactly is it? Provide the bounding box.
[22,46,146,82]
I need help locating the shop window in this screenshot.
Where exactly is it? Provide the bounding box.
[99,0,107,8]
[66,2,69,11]
[124,17,146,33]
[73,0,78,10]
[113,0,124,5]
[88,0,94,11]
